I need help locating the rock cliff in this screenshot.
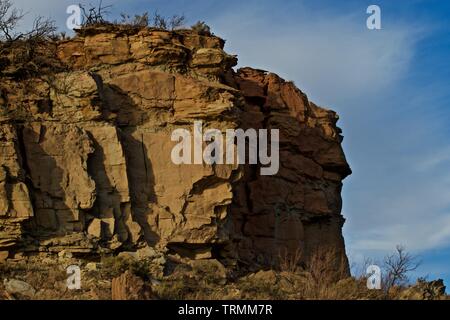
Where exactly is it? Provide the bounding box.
[0,26,351,272]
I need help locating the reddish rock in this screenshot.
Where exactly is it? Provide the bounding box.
[111,271,154,300]
[228,68,351,271]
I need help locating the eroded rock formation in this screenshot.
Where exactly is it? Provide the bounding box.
[0,26,351,271]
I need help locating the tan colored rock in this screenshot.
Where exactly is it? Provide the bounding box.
[87,219,102,238]
[84,33,130,66]
[57,249,73,259]
[137,246,157,259]
[85,262,98,271]
[109,70,175,103]
[56,39,86,68]
[4,279,36,298]
[191,48,237,75]
[111,270,154,300]
[0,251,8,263]
[0,124,33,250]
[9,182,34,218]
[124,213,142,243]
[117,251,138,260]
[0,181,9,216]
[82,124,132,242]
[23,123,95,233]
[0,27,351,275]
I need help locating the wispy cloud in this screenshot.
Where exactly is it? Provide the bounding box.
[210,1,425,107]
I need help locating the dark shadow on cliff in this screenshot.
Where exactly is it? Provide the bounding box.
[18,125,76,241]
[86,132,134,246]
[99,82,160,246]
[15,81,161,249]
[226,70,350,276]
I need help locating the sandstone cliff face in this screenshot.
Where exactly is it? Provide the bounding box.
[0,26,351,271]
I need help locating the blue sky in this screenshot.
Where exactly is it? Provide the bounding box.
[13,0,450,286]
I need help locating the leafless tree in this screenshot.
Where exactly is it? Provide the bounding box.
[25,16,57,40]
[0,0,56,42]
[0,0,24,41]
[383,245,421,290]
[0,0,60,78]
[351,256,378,280]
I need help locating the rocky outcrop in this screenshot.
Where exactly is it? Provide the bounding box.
[0,26,351,272]
[229,68,351,268]
[111,270,154,300]
[399,279,447,300]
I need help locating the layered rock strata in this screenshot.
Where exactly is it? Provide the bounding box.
[0,26,351,271]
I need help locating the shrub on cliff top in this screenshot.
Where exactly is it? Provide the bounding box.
[152,11,186,30]
[0,0,61,78]
[120,12,149,28]
[79,1,186,31]
[191,21,212,36]
[79,0,112,27]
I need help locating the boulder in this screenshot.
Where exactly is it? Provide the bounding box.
[3,279,36,298]
[111,271,154,300]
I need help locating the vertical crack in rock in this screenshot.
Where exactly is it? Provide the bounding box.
[140,133,149,181]
[0,124,34,256]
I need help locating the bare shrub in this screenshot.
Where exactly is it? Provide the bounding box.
[152,11,185,30]
[79,0,112,26]
[0,1,60,78]
[120,12,149,27]
[295,247,350,299]
[191,21,211,36]
[349,245,423,298]
[308,247,348,285]
[0,0,56,42]
[278,247,302,273]
[59,31,68,40]
[0,0,24,41]
[351,256,379,281]
[168,14,186,30]
[383,245,421,291]
[77,2,186,31]
[26,16,57,40]
[100,255,153,280]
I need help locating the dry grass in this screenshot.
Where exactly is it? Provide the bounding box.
[0,249,447,300]
[278,247,303,273]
